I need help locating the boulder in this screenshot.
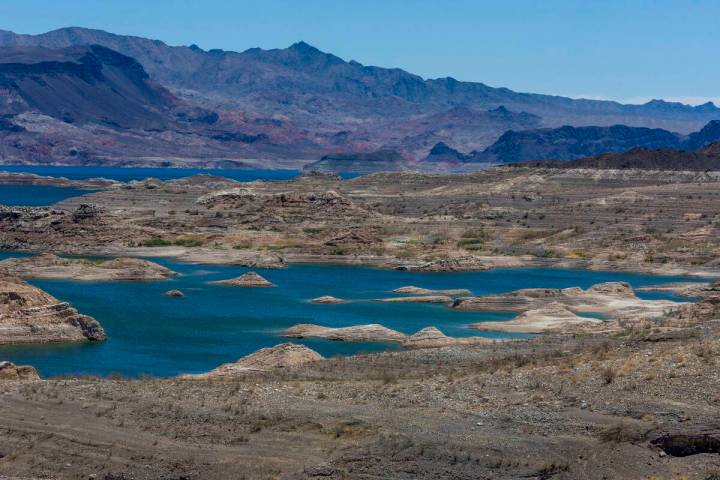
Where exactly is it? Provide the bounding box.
[0,361,40,381]
[164,289,184,297]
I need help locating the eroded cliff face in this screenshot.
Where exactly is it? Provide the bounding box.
[0,273,105,344]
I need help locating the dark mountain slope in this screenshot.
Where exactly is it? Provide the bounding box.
[0,45,176,129]
[513,142,720,171]
[474,124,684,163]
[0,45,316,167]
[470,121,720,164]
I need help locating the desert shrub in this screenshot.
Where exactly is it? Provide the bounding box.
[600,365,616,384]
[599,419,648,443]
[461,227,488,240]
[140,238,173,247]
[457,239,484,251]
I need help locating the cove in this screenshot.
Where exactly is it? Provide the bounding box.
[0,253,705,378]
[0,184,98,206]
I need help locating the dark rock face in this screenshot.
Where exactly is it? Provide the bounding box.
[0,45,177,129]
[474,125,684,163]
[425,142,468,162]
[470,121,720,164]
[685,120,720,149]
[511,142,720,171]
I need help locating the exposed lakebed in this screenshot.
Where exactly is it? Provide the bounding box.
[0,252,702,377]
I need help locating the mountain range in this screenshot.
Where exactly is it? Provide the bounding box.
[512,142,720,172]
[0,27,719,169]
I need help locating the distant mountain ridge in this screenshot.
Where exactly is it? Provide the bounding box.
[1,28,716,128]
[466,122,720,164]
[1,28,718,130]
[0,26,719,168]
[512,142,720,172]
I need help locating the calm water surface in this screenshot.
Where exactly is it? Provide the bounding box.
[0,166,358,206]
[0,252,703,378]
[0,185,98,206]
[0,166,706,378]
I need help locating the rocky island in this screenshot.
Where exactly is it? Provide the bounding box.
[0,253,178,281]
[0,273,104,344]
[210,271,274,287]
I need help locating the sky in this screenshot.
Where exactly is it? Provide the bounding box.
[1,0,718,105]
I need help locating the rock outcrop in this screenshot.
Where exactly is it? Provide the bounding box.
[0,253,178,281]
[470,303,601,334]
[637,281,720,299]
[0,361,40,381]
[211,272,273,287]
[401,327,491,349]
[394,256,491,272]
[164,289,184,297]
[455,282,679,334]
[376,295,453,303]
[283,323,493,349]
[311,296,346,304]
[0,273,105,344]
[283,324,407,343]
[393,286,472,296]
[181,343,323,379]
[177,249,287,269]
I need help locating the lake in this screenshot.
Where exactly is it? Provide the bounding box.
[0,184,98,206]
[0,165,303,182]
[0,165,362,206]
[0,252,702,378]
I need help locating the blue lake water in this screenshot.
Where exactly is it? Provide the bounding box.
[0,185,98,206]
[0,251,704,378]
[0,165,304,182]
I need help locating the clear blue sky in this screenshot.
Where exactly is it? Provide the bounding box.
[2,0,718,105]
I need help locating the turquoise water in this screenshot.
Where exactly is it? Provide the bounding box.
[0,252,705,378]
[0,185,98,206]
[0,165,360,182]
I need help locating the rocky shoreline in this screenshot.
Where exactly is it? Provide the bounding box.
[0,273,104,345]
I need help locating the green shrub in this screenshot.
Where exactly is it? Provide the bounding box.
[457,239,484,251]
[140,238,173,247]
